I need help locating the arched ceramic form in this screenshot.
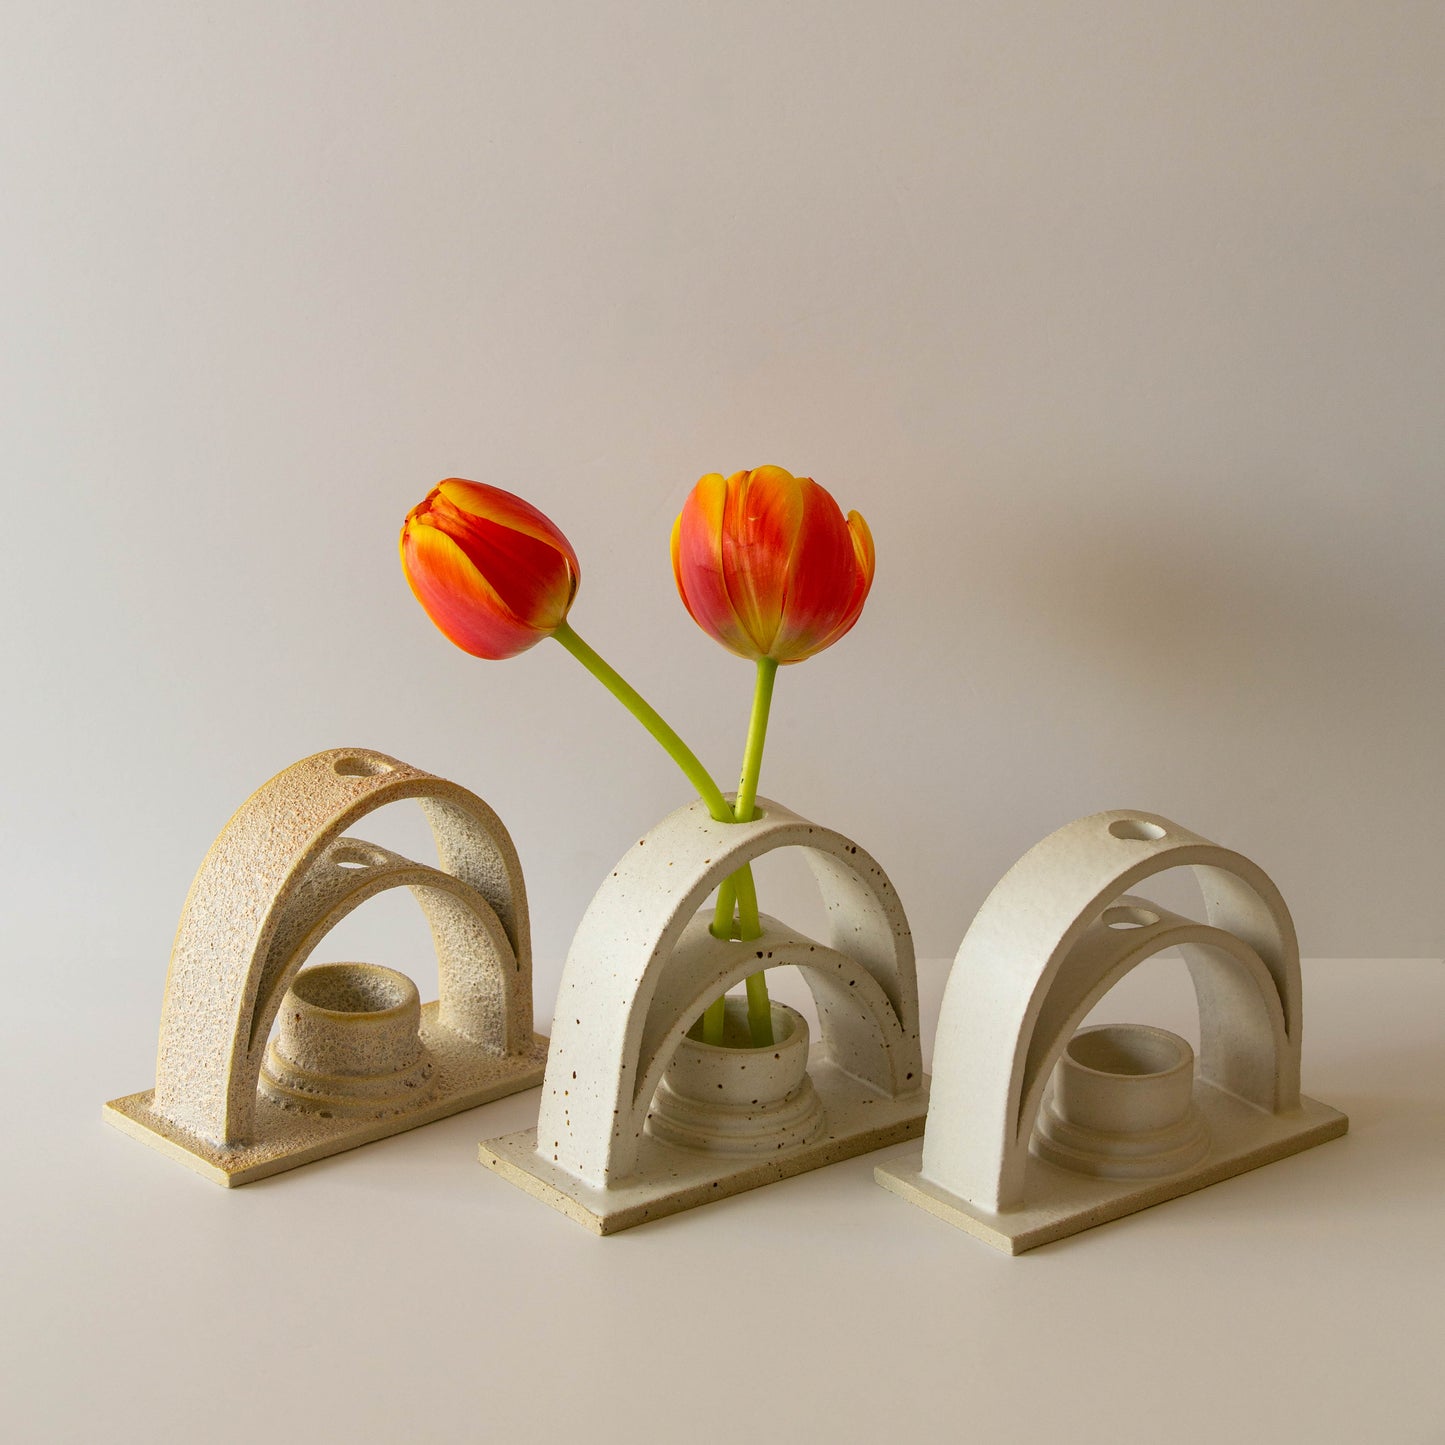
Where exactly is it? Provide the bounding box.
[480,796,927,1233]
[105,748,548,1184]
[875,810,1347,1252]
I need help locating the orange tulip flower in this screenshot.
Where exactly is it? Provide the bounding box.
[671,465,875,664]
[400,478,580,659]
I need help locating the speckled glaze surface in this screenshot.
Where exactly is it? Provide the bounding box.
[875,809,1347,1252]
[480,796,928,1232]
[105,748,548,1184]
[646,999,824,1156]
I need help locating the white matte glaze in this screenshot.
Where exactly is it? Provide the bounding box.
[480,796,927,1231]
[876,810,1347,1251]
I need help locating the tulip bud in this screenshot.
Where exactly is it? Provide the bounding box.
[670,465,875,665]
[400,478,580,659]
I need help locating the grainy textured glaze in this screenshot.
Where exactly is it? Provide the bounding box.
[480,796,928,1232]
[105,748,548,1184]
[259,961,437,1119]
[876,809,1347,1252]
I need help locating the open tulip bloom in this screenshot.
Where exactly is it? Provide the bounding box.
[401,466,874,1048]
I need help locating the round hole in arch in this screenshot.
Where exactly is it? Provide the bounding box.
[1102,905,1161,930]
[332,753,395,778]
[331,842,384,871]
[1108,818,1166,842]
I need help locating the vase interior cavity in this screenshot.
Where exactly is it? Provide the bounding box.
[1065,1023,1186,1077]
[291,961,412,1016]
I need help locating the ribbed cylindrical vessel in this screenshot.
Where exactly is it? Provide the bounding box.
[645,999,825,1156]
[1032,1023,1209,1180]
[260,962,436,1119]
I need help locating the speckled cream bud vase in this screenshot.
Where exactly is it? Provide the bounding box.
[480,796,929,1233]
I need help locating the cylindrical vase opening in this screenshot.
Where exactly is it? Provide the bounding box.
[260,962,436,1119]
[1031,1023,1209,1180]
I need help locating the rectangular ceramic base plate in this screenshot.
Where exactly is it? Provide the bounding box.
[480,1058,930,1234]
[874,1084,1347,1254]
[104,1007,549,1186]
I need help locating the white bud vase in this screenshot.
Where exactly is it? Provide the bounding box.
[481,796,928,1233]
[877,809,1347,1253]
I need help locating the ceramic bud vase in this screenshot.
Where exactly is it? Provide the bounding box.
[480,796,928,1233]
[105,748,549,1185]
[875,809,1348,1253]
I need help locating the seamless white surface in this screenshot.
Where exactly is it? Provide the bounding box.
[2,0,1443,982]
[6,957,1442,1444]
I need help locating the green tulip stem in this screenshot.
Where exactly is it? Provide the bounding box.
[733,656,778,1046]
[735,656,778,823]
[552,622,735,824]
[552,622,766,1048]
[702,658,778,1045]
[550,624,781,1048]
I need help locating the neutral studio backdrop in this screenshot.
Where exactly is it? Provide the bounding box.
[3,1,1442,999]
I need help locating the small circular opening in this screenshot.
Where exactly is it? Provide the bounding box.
[332,754,395,778]
[331,843,383,871]
[1108,818,1166,841]
[1067,1025,1188,1078]
[291,963,411,1015]
[1102,904,1161,930]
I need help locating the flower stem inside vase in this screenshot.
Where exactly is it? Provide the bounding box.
[702,656,778,1048]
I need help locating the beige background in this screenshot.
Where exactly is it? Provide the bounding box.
[3,2,1441,980]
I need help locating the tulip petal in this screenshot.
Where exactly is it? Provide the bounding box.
[673,473,763,660]
[418,489,577,631]
[847,509,875,586]
[767,479,859,662]
[800,507,875,658]
[401,521,550,659]
[718,465,809,657]
[435,478,580,580]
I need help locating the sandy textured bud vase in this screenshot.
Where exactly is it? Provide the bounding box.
[105,748,549,1184]
[875,810,1348,1252]
[480,797,928,1233]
